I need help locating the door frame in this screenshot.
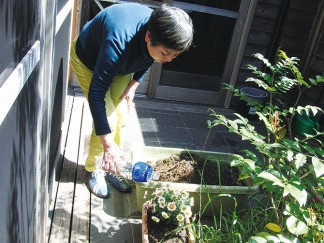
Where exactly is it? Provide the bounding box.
[148,0,257,107]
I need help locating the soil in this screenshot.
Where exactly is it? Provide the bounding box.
[150,151,243,186]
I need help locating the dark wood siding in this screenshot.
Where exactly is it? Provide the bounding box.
[233,0,323,107]
[279,0,320,59]
[301,0,324,109]
[236,0,282,90]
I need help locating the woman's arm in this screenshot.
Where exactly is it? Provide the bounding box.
[119,79,139,112]
[100,133,123,175]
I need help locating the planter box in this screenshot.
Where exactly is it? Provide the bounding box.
[133,147,259,216]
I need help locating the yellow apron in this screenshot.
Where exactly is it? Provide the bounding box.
[70,38,131,172]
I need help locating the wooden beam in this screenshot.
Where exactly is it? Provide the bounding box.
[301,0,324,75]
[224,0,258,108]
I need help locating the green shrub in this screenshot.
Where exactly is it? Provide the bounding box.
[208,50,324,242]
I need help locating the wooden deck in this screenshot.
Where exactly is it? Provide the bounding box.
[47,91,142,243]
[46,88,244,243]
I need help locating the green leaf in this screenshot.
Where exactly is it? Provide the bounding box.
[239,127,264,142]
[314,147,324,156]
[295,153,306,169]
[258,172,284,187]
[276,234,300,243]
[300,143,315,155]
[246,77,272,91]
[315,74,324,84]
[312,157,324,178]
[308,78,317,85]
[233,118,246,125]
[239,174,251,181]
[264,235,280,243]
[257,112,273,132]
[256,232,281,243]
[248,236,268,243]
[244,158,256,170]
[228,120,238,131]
[256,232,271,237]
[295,105,323,116]
[265,223,281,233]
[286,215,308,236]
[253,53,272,68]
[259,172,307,206]
[216,114,227,123]
[283,183,307,206]
[287,151,294,162]
[234,113,249,124]
[240,165,253,176]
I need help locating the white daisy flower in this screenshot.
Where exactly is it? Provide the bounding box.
[152,216,160,223]
[159,201,166,209]
[184,209,192,218]
[181,206,189,213]
[161,212,169,219]
[181,191,189,199]
[158,197,166,204]
[190,197,194,206]
[167,202,176,211]
[155,189,163,197]
[176,214,184,222]
[173,190,181,196]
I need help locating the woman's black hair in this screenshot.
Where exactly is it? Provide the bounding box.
[148,4,194,52]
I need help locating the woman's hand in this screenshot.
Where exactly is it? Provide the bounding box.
[119,79,139,112]
[100,133,123,175]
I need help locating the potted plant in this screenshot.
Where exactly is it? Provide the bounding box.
[142,187,195,243]
[240,86,268,115]
[133,146,259,216]
[208,50,324,242]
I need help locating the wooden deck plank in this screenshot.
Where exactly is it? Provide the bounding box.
[70,96,92,242]
[90,182,142,242]
[47,91,75,239]
[89,101,142,242]
[48,95,84,243]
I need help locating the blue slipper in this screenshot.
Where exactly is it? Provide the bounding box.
[86,171,110,198]
[107,173,132,192]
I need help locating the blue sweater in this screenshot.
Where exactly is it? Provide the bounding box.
[76,3,154,135]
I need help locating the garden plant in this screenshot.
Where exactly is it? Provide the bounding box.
[143,187,195,242]
[208,50,324,242]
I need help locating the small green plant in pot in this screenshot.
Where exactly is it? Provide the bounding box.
[208,50,324,242]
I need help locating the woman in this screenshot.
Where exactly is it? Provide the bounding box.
[70,3,193,198]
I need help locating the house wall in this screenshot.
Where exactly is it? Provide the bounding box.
[48,0,74,206]
[305,29,324,109]
[0,0,73,242]
[0,68,40,243]
[301,0,324,109]
[234,0,323,107]
[77,0,324,102]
